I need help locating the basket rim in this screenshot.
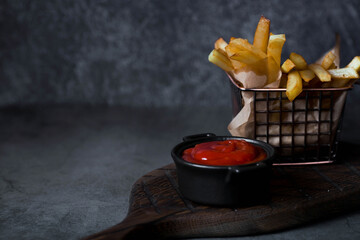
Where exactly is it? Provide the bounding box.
[227,73,354,92]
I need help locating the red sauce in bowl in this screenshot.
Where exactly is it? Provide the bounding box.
[182,140,267,166]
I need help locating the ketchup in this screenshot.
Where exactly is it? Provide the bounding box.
[182,140,267,166]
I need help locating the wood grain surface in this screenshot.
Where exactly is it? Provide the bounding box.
[83,143,360,240]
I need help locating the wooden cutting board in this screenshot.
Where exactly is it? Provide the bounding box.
[83,143,360,240]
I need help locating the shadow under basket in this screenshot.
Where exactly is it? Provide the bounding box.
[229,79,352,165]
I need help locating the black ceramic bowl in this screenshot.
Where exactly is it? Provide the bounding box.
[171,133,275,207]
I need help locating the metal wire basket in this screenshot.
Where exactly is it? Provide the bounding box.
[229,78,352,165]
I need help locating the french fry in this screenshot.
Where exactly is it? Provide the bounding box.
[267,34,286,66]
[299,69,315,82]
[279,74,288,88]
[230,59,247,70]
[235,58,268,76]
[330,78,352,88]
[214,38,246,70]
[289,52,307,70]
[321,51,336,69]
[308,64,331,82]
[281,59,296,73]
[328,63,337,69]
[253,16,270,53]
[226,38,267,59]
[267,56,281,84]
[230,50,266,64]
[208,16,358,104]
[208,49,233,72]
[327,67,359,79]
[286,70,303,101]
[214,38,228,55]
[347,56,360,72]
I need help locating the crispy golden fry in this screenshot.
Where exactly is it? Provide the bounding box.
[232,58,268,76]
[308,64,331,82]
[214,38,228,55]
[321,51,336,69]
[208,49,233,72]
[267,34,286,66]
[330,78,352,88]
[214,38,249,70]
[230,50,266,64]
[225,37,268,71]
[279,74,288,88]
[347,56,360,72]
[267,56,281,84]
[226,38,267,59]
[327,67,359,79]
[208,17,358,92]
[299,69,315,82]
[328,63,337,69]
[286,71,303,101]
[214,38,227,50]
[230,59,246,70]
[253,16,270,53]
[281,59,296,73]
[289,52,307,70]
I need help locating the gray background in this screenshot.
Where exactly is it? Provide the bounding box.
[2,1,360,240]
[1,0,360,107]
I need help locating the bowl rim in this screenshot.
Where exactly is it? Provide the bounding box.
[171,134,275,170]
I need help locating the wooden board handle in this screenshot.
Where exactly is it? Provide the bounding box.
[83,223,156,240]
[83,210,181,240]
[83,217,160,240]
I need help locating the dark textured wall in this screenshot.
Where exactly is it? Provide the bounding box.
[1,0,360,107]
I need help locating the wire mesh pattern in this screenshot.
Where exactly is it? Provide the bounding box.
[230,82,351,165]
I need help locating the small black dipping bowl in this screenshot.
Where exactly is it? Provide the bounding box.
[171,133,275,207]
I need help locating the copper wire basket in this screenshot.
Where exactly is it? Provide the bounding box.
[229,78,352,166]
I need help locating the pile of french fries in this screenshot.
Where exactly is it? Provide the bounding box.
[209,16,360,101]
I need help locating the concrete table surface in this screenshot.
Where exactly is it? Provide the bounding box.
[1,105,360,240]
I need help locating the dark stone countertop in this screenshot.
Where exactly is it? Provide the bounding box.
[1,105,360,240]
